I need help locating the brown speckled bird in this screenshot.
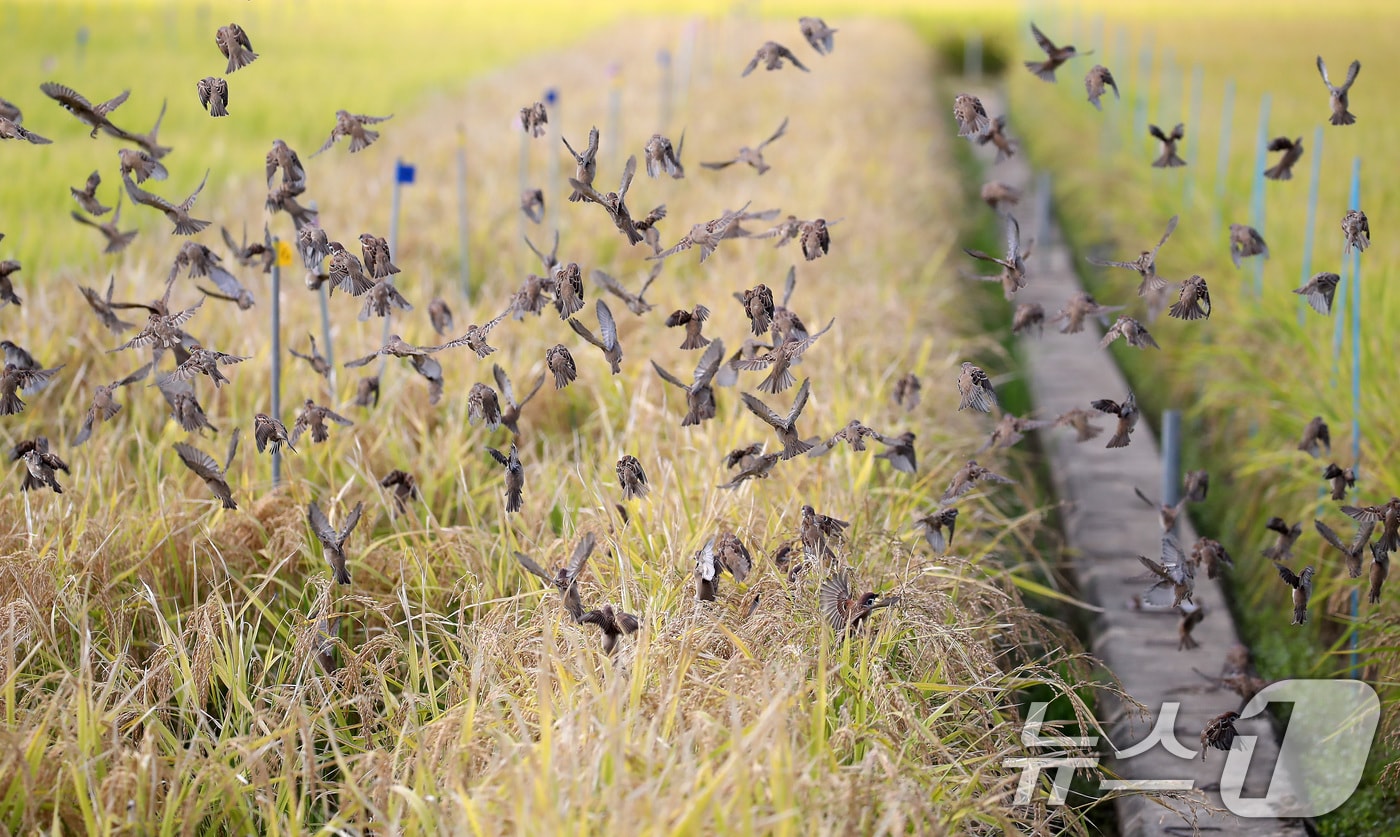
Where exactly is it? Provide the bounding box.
[1135,486,1187,532]
[1100,316,1160,350]
[561,127,599,203]
[434,309,510,358]
[1275,564,1315,625]
[518,101,547,138]
[0,116,50,144]
[1178,601,1204,651]
[122,169,211,236]
[289,335,331,380]
[158,377,216,434]
[0,363,62,416]
[1025,22,1090,81]
[1229,224,1269,268]
[644,131,685,179]
[892,372,921,412]
[742,41,809,76]
[616,454,648,500]
[494,364,544,437]
[80,276,135,333]
[1264,136,1304,180]
[345,335,444,403]
[1191,537,1233,580]
[735,317,834,395]
[799,219,834,261]
[358,233,399,280]
[568,299,623,374]
[196,77,229,117]
[548,262,585,319]
[580,604,641,655]
[941,459,1015,502]
[981,181,1021,213]
[253,413,295,455]
[1299,416,1331,457]
[1088,215,1178,296]
[956,362,997,413]
[546,344,577,389]
[703,118,787,174]
[1200,711,1241,760]
[1053,408,1103,442]
[953,94,990,139]
[650,203,752,262]
[72,193,138,254]
[1084,65,1119,110]
[265,139,305,192]
[964,213,1030,297]
[425,297,454,336]
[694,532,753,601]
[592,266,659,315]
[1294,272,1339,315]
[467,382,503,430]
[1138,534,1195,608]
[1316,56,1360,126]
[215,23,258,72]
[808,419,879,457]
[1168,275,1211,321]
[157,343,248,389]
[520,188,545,224]
[13,437,68,493]
[1323,462,1357,501]
[1184,469,1209,503]
[1148,123,1186,167]
[1262,516,1303,561]
[1341,497,1400,554]
[515,532,596,622]
[976,115,1016,162]
[353,375,380,409]
[1369,542,1389,604]
[653,338,725,428]
[800,504,848,562]
[380,469,420,515]
[1091,392,1138,449]
[799,16,837,54]
[874,430,917,474]
[742,378,814,460]
[980,414,1051,452]
[118,147,169,184]
[717,450,779,490]
[487,443,524,513]
[70,171,111,216]
[314,109,393,155]
[309,500,363,585]
[571,155,644,245]
[174,439,238,510]
[1315,518,1373,579]
[1342,210,1369,254]
[1012,302,1045,336]
[291,398,353,445]
[820,572,898,635]
[1049,291,1122,334]
[73,362,152,445]
[914,506,958,554]
[40,81,129,138]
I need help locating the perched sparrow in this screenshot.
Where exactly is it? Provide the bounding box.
[308,500,364,585]
[253,413,296,454]
[956,362,997,413]
[1264,136,1304,181]
[1341,497,1400,554]
[874,430,918,474]
[486,443,524,513]
[580,605,641,655]
[71,193,138,254]
[1178,601,1204,651]
[0,363,62,416]
[70,170,112,215]
[157,377,216,434]
[717,451,780,489]
[196,77,229,117]
[1275,563,1315,625]
[1342,209,1369,254]
[975,115,1016,162]
[1168,275,1211,320]
[643,132,685,179]
[514,532,596,621]
[1148,123,1186,168]
[73,362,152,445]
[122,169,211,236]
[1100,316,1160,350]
[1049,291,1123,334]
[435,308,510,358]
[981,181,1021,213]
[174,440,237,510]
[1091,392,1139,449]
[568,300,623,374]
[1053,408,1104,442]
[215,23,258,72]
[650,203,753,263]
[1262,516,1303,561]
[653,339,725,427]
[1012,303,1045,336]
[313,109,393,155]
[1084,65,1119,110]
[963,213,1030,297]
[798,16,837,54]
[980,415,1050,452]
[741,41,809,76]
[702,118,788,175]
[742,378,814,460]
[952,94,990,139]
[546,344,577,389]
[380,470,421,515]
[1025,22,1090,81]
[40,81,129,138]
[157,343,248,389]
[819,572,898,635]
[493,364,545,437]
[520,188,545,224]
[914,507,958,554]
[12,437,69,493]
[291,398,353,445]
[734,317,834,394]
[1316,56,1360,126]
[1229,224,1269,268]
[353,375,381,408]
[1190,537,1233,580]
[1294,272,1340,315]
[1315,518,1373,579]
[1183,470,1209,503]
[1200,711,1241,760]
[1299,416,1331,457]
[941,459,1015,502]
[694,533,753,600]
[1368,543,1389,604]
[592,266,659,316]
[561,127,600,203]
[1087,215,1178,296]
[518,101,547,138]
[1323,462,1357,501]
[1139,534,1195,608]
[570,155,645,246]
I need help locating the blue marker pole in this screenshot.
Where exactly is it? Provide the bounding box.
[545,88,560,242]
[1214,80,1235,231]
[1182,65,1203,206]
[378,159,415,379]
[1298,126,1324,325]
[1248,93,1270,297]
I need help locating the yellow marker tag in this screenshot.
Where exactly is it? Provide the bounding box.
[275,240,295,267]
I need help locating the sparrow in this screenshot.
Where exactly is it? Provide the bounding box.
[742,42,809,76]
[519,187,545,224]
[1148,123,1186,167]
[694,533,753,601]
[799,16,837,54]
[548,262,585,319]
[820,572,899,635]
[290,335,331,380]
[1025,22,1089,81]
[874,430,918,474]
[80,276,136,333]
[952,94,990,139]
[702,118,788,174]
[1299,416,1331,457]
[359,233,400,280]
[425,297,454,336]
[0,116,50,144]
[265,139,306,191]
[941,459,1015,502]
[40,81,129,138]
[1200,711,1241,760]
[1100,316,1160,350]
[892,372,921,411]
[117,147,168,184]
[253,413,296,455]
[580,605,641,655]
[914,506,958,554]
[1368,543,1389,604]
[561,126,600,202]
[957,362,997,413]
[1190,537,1233,580]
[980,415,1051,452]
[981,181,1021,214]
[735,317,835,394]
[1049,291,1123,334]
[308,500,364,585]
[297,225,332,273]
[291,398,353,444]
[0,98,20,123]
[568,299,623,374]
[122,170,210,236]
[1342,210,1369,254]
[1178,601,1204,651]
[546,344,577,389]
[1168,275,1211,320]
[380,470,420,515]
[157,377,217,434]
[486,443,524,513]
[357,279,412,320]
[742,378,814,460]
[963,213,1030,297]
[196,77,229,117]
[1342,498,1400,554]
[650,203,752,263]
[314,110,393,155]
[1263,136,1304,180]
[174,440,237,510]
[326,241,375,296]
[616,455,648,500]
[493,364,545,437]
[1294,272,1340,315]
[108,291,204,358]
[1012,303,1045,336]
[0,363,62,415]
[741,283,776,336]
[0,342,42,377]
[644,132,685,178]
[1228,224,1269,268]
[1275,564,1315,625]
[799,219,834,261]
[1087,215,1178,296]
[800,504,849,562]
[1091,392,1139,449]
[349,337,445,404]
[724,443,765,472]
[1135,486,1187,532]
[1262,516,1303,561]
[70,171,112,216]
[518,101,547,137]
[976,115,1016,162]
[717,450,780,489]
[353,376,380,408]
[466,382,502,430]
[808,420,880,457]
[1139,534,1195,607]
[1324,463,1357,501]
[112,97,172,159]
[662,307,714,353]
[215,23,258,72]
[592,266,659,316]
[514,532,596,621]
[73,362,153,445]
[653,338,725,428]
[71,193,138,255]
[13,437,69,493]
[1316,56,1360,126]
[570,155,645,246]
[1084,65,1119,110]
[156,343,248,389]
[1315,517,1373,579]
[1053,408,1103,442]
[311,610,340,674]
[1184,470,1209,503]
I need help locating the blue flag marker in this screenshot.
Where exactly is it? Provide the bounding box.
[544,87,559,106]
[396,161,416,185]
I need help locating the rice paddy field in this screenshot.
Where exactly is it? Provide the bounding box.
[0,1,1127,833]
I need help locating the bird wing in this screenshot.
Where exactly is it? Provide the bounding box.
[122,172,176,212]
[197,78,213,109]
[1275,563,1302,589]
[566,532,596,579]
[174,442,222,481]
[651,360,687,390]
[116,361,154,388]
[741,391,786,430]
[1152,214,1180,257]
[584,126,599,161]
[1341,59,1361,92]
[1147,124,1169,143]
[1342,505,1383,524]
[700,158,738,170]
[338,501,365,543]
[1351,519,1377,551]
[1314,519,1348,553]
[486,446,510,467]
[591,268,626,298]
[567,316,603,350]
[818,573,853,632]
[513,551,552,584]
[1316,55,1333,89]
[566,178,608,207]
[224,427,241,472]
[1029,22,1057,54]
[761,117,789,150]
[70,211,98,229]
[1267,136,1294,152]
[692,339,725,388]
[1086,255,1136,270]
[179,170,211,212]
[618,154,637,200]
[785,377,812,425]
[40,82,95,112]
[777,45,809,71]
[1004,214,1022,260]
[741,52,762,77]
[595,300,618,350]
[963,248,1012,270]
[492,363,516,406]
[307,501,339,547]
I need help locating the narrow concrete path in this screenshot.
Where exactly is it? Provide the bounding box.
[968,93,1308,836]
